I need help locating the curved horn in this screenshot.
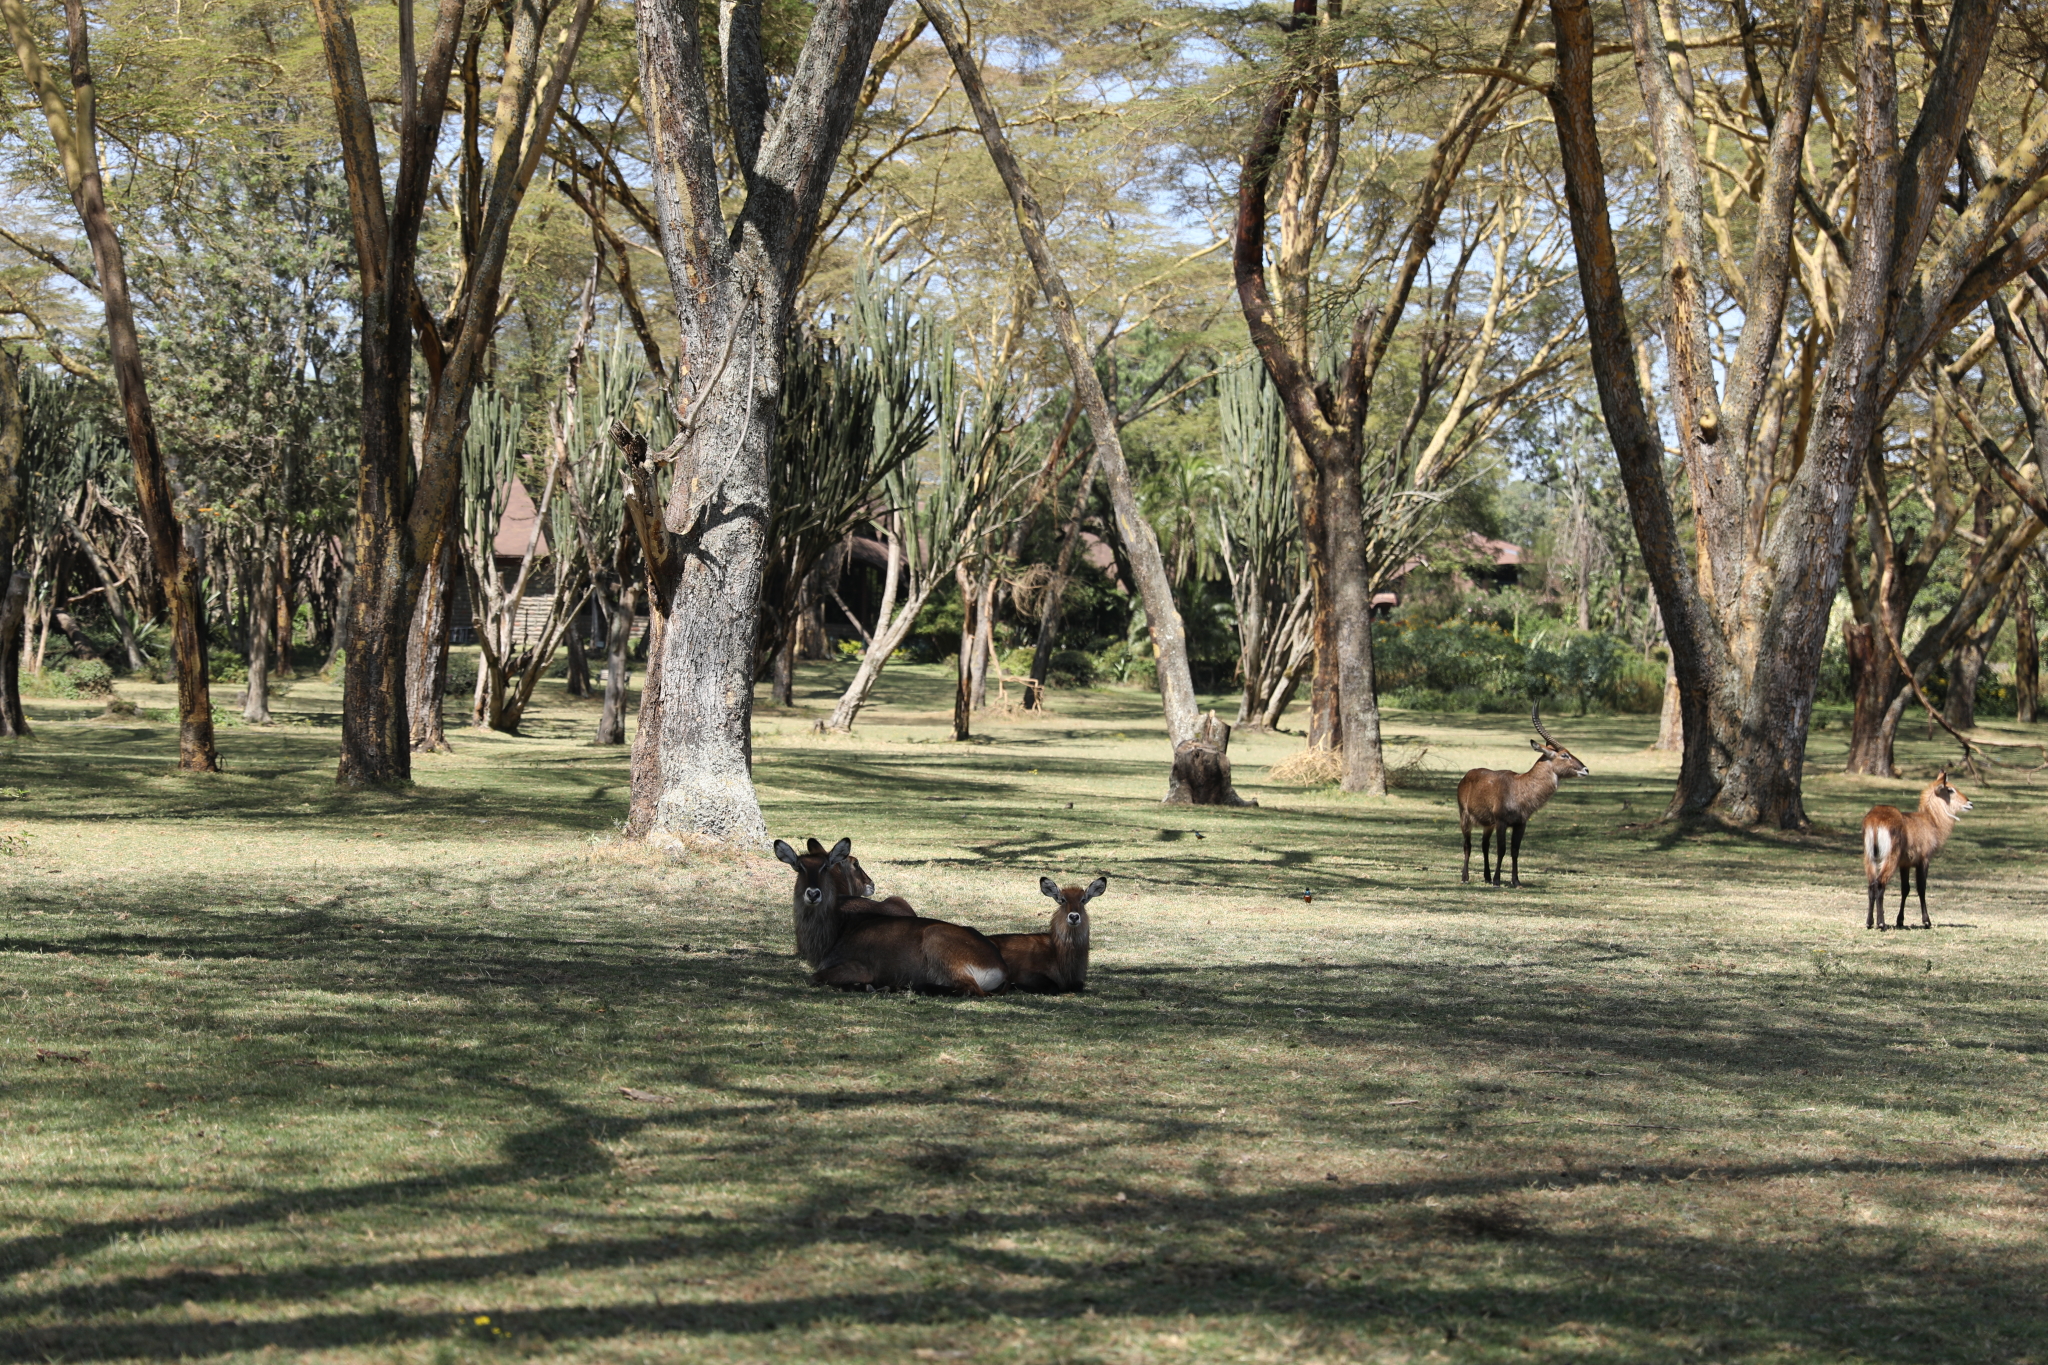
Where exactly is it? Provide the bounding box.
[1531,705,1559,748]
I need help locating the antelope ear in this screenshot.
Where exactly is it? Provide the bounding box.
[1040,876,1061,899]
[1530,739,1546,753]
[772,840,801,868]
[1083,876,1108,902]
[806,838,826,856]
[827,837,852,867]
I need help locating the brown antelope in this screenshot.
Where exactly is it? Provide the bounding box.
[1457,707,1590,888]
[1862,771,1972,930]
[805,837,915,917]
[773,837,1008,995]
[775,837,911,968]
[990,876,1102,993]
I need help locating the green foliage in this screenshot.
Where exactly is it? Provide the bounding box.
[1376,620,1660,714]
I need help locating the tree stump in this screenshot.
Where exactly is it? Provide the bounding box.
[1164,711,1258,807]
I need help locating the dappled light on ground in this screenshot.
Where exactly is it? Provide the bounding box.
[1,666,2044,1362]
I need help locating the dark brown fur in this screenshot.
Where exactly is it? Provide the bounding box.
[990,876,1102,993]
[1457,707,1589,888]
[774,836,1006,995]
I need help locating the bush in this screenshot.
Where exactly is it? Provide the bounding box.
[1374,619,1660,714]
[1374,620,1525,699]
[61,658,114,697]
[1522,630,1662,715]
[1046,649,1095,689]
[444,653,479,697]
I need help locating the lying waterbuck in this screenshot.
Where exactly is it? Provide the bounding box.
[772,837,1007,995]
[1457,707,1590,888]
[990,876,1103,993]
[804,837,915,917]
[774,837,912,968]
[1862,771,1972,930]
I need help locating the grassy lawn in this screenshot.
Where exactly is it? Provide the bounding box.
[1,661,2044,1363]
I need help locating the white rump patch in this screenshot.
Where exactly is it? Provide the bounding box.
[967,965,1005,992]
[1873,828,1892,864]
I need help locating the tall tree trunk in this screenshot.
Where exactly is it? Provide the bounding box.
[635,0,894,842]
[406,532,457,752]
[4,0,216,767]
[273,538,296,678]
[596,580,637,745]
[323,552,352,677]
[0,347,28,737]
[1842,622,1897,776]
[313,0,594,786]
[924,0,1227,801]
[770,624,796,707]
[953,562,976,741]
[1654,644,1682,752]
[1027,442,1101,704]
[2017,581,2038,723]
[968,568,995,709]
[565,623,593,698]
[243,536,275,724]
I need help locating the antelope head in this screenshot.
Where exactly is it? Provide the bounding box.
[1040,874,1106,948]
[1929,770,1973,818]
[1529,706,1590,778]
[775,836,851,910]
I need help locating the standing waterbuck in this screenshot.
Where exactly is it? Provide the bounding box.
[1862,772,1972,930]
[990,876,1102,993]
[1457,707,1590,888]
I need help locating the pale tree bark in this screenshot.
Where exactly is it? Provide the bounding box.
[633,0,895,842]
[613,422,676,834]
[2018,568,2039,724]
[243,535,275,724]
[1234,0,1539,795]
[406,532,458,751]
[0,346,27,737]
[1548,0,2031,826]
[922,0,1242,802]
[3,0,215,767]
[312,0,595,786]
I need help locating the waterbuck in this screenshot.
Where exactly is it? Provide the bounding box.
[772,836,1007,996]
[804,837,915,917]
[1862,771,1972,930]
[774,837,911,969]
[1457,707,1590,888]
[990,876,1102,993]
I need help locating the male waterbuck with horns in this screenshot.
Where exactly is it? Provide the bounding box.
[990,876,1103,993]
[772,837,1008,996]
[1457,708,1590,888]
[1862,771,1972,930]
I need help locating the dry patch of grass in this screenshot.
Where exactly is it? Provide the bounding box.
[0,664,2044,1363]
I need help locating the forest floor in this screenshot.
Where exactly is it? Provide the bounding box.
[1,659,2045,1364]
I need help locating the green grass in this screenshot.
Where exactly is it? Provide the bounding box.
[1,660,2044,1363]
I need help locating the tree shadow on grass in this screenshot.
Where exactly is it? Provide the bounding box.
[0,1135,2040,1362]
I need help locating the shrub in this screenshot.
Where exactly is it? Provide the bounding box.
[444,654,479,697]
[1375,620,1526,699]
[1047,649,1095,689]
[61,658,114,697]
[1522,630,1661,715]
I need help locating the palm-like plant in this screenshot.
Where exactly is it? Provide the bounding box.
[1218,362,1313,729]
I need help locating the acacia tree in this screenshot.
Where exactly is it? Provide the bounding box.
[2,0,215,767]
[1547,0,2048,826]
[1234,0,1556,795]
[922,0,1255,802]
[0,347,25,736]
[629,0,896,843]
[311,0,594,785]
